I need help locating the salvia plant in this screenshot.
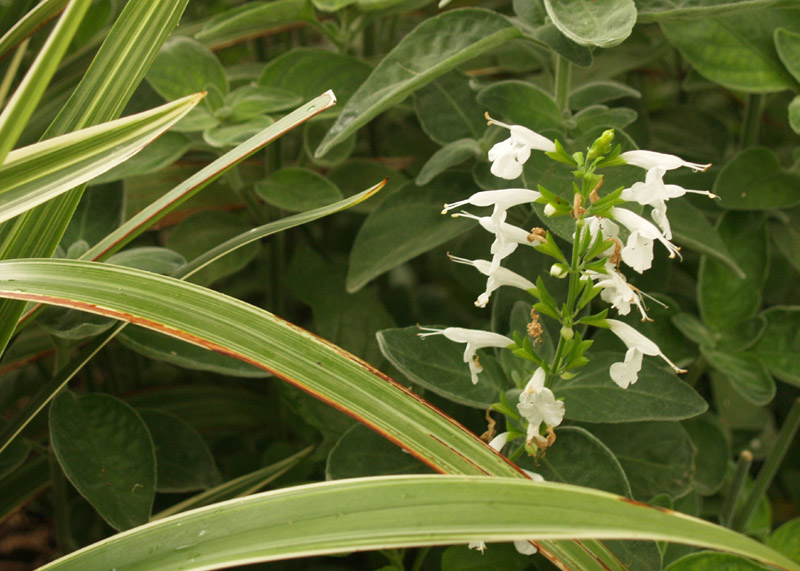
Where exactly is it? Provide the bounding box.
[1,1,800,571]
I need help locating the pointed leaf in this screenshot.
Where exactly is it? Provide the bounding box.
[315,9,520,157]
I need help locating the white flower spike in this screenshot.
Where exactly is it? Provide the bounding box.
[611,207,681,273]
[606,319,686,388]
[418,327,513,384]
[486,113,556,179]
[442,188,542,226]
[585,262,650,320]
[517,368,565,445]
[449,254,535,308]
[620,150,711,173]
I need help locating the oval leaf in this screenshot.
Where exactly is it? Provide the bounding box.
[543,0,636,48]
[752,307,800,386]
[49,390,155,531]
[147,36,227,100]
[255,167,343,212]
[713,147,800,210]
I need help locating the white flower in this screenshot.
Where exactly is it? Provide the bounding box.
[418,327,513,384]
[488,431,509,452]
[621,167,717,239]
[610,207,681,274]
[606,319,686,388]
[442,189,542,226]
[453,212,542,273]
[517,368,565,445]
[448,255,535,308]
[514,540,539,556]
[486,114,556,179]
[585,262,649,320]
[620,150,711,173]
[468,540,487,553]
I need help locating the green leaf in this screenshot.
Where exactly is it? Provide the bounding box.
[669,199,745,279]
[416,138,483,186]
[588,421,696,501]
[768,518,800,565]
[106,247,186,275]
[776,27,800,84]
[257,48,371,109]
[119,326,270,378]
[700,348,775,405]
[0,455,49,522]
[255,167,343,212]
[225,85,302,121]
[666,551,770,570]
[346,173,474,292]
[138,409,221,493]
[0,94,202,226]
[637,0,790,22]
[315,9,521,157]
[789,96,800,135]
[413,72,486,145]
[0,424,30,479]
[195,0,311,48]
[165,210,260,286]
[327,423,431,479]
[660,9,800,93]
[49,390,155,531]
[569,81,641,110]
[285,245,395,366]
[543,0,636,48]
[0,0,92,163]
[376,325,503,409]
[531,23,593,67]
[203,116,275,148]
[36,475,797,571]
[698,212,768,331]
[0,0,68,60]
[476,80,562,132]
[572,105,637,135]
[751,307,800,387]
[62,182,124,248]
[552,352,707,423]
[328,160,407,213]
[93,132,192,184]
[713,147,800,210]
[147,36,227,101]
[682,414,730,496]
[520,426,632,497]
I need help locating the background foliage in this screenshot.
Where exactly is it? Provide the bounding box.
[1,0,800,569]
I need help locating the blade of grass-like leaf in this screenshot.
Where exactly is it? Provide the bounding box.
[0,38,29,107]
[0,185,381,456]
[35,475,799,571]
[0,0,68,59]
[0,258,622,570]
[0,0,91,163]
[152,446,314,520]
[0,94,202,225]
[0,0,189,356]
[0,454,49,523]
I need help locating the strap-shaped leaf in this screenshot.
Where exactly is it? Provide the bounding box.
[0,0,69,59]
[35,475,798,571]
[0,94,202,225]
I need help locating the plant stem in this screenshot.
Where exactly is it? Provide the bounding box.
[732,397,800,531]
[410,547,431,571]
[719,449,752,528]
[554,55,572,113]
[740,93,763,149]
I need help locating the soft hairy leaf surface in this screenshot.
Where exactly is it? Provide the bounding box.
[751,307,800,387]
[315,9,521,156]
[255,167,343,212]
[553,352,707,423]
[637,0,791,22]
[713,147,800,210]
[543,0,635,48]
[776,27,800,84]
[477,80,562,133]
[413,72,486,145]
[681,414,730,496]
[49,390,155,531]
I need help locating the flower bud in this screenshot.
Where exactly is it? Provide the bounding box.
[587,129,615,160]
[543,203,557,217]
[550,263,568,278]
[560,326,574,341]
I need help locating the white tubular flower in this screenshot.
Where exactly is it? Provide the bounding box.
[468,540,487,553]
[517,368,565,445]
[514,540,539,556]
[621,167,717,239]
[453,212,541,273]
[449,255,535,308]
[606,319,686,388]
[586,263,649,320]
[488,431,509,452]
[610,207,681,274]
[486,114,556,180]
[620,150,711,173]
[442,189,542,226]
[418,327,513,385]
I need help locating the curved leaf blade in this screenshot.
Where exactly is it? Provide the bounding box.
[0,93,202,225]
[36,476,799,571]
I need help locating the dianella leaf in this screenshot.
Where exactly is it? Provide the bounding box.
[0,94,202,225]
[0,0,69,60]
[315,9,521,157]
[35,476,799,571]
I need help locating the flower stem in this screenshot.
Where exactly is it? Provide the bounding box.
[554,55,572,113]
[719,449,752,528]
[732,397,800,531]
[740,93,763,149]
